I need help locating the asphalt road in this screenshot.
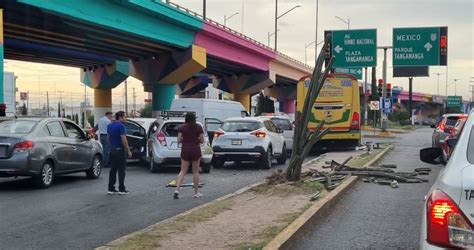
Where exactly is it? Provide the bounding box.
[295,128,441,249]
[0,155,320,249]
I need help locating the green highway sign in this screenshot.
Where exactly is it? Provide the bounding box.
[329,29,377,68]
[393,27,448,66]
[334,67,363,80]
[446,96,462,108]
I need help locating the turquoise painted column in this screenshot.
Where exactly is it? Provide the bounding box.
[152,84,176,117]
[0,9,4,106]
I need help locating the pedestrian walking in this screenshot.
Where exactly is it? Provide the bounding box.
[107,111,132,195]
[174,112,205,199]
[98,111,113,168]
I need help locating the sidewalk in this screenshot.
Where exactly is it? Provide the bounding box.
[98,146,391,250]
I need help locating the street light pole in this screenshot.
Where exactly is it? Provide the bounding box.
[335,16,350,29]
[275,1,302,51]
[267,30,279,47]
[451,79,460,96]
[305,40,323,65]
[435,73,444,95]
[315,0,319,63]
[224,12,239,27]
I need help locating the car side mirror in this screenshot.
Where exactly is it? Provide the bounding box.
[446,138,458,148]
[420,147,443,165]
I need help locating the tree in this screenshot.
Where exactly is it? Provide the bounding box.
[286,35,334,181]
[255,93,265,116]
[140,103,152,118]
[21,103,27,116]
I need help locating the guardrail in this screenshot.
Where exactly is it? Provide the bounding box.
[159,0,313,70]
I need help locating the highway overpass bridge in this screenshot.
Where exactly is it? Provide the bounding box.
[0,0,312,121]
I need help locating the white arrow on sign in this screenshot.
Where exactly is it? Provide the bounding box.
[334,45,343,54]
[424,42,433,52]
[356,69,362,74]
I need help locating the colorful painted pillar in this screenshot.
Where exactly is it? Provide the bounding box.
[215,72,273,113]
[131,45,206,116]
[279,100,296,113]
[0,9,4,114]
[80,61,129,125]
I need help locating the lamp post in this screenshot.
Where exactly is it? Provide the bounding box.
[305,40,324,65]
[275,0,301,51]
[224,12,239,26]
[451,79,460,96]
[315,0,319,62]
[268,30,280,47]
[335,15,350,29]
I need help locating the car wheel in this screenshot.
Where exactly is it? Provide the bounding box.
[86,155,102,179]
[33,161,54,188]
[260,147,272,169]
[201,164,211,174]
[149,155,162,173]
[277,145,287,164]
[212,158,225,168]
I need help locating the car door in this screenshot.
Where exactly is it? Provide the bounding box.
[63,121,93,170]
[125,120,147,161]
[45,121,71,172]
[147,121,159,160]
[205,118,223,143]
[264,121,283,154]
[269,121,284,153]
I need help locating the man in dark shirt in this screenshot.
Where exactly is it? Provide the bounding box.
[107,111,132,195]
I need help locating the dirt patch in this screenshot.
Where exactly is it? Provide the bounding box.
[156,191,309,249]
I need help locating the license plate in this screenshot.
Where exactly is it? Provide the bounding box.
[0,146,6,157]
[231,140,242,145]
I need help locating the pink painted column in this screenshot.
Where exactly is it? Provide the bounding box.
[281,100,296,114]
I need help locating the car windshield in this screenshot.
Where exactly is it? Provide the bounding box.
[0,120,37,134]
[271,118,292,130]
[221,121,261,132]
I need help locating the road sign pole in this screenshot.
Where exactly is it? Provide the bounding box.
[363,67,368,125]
[409,77,413,125]
[380,47,390,132]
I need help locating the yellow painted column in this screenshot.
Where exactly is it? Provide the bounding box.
[234,93,250,112]
[94,88,112,126]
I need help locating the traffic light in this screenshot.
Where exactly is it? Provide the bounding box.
[440,35,447,56]
[386,83,392,98]
[377,79,383,97]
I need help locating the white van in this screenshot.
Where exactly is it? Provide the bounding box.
[169,98,248,142]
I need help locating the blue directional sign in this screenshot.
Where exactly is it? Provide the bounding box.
[381,97,394,113]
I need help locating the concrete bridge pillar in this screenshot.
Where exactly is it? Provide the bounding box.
[152,84,176,117]
[94,89,112,124]
[214,72,273,113]
[0,9,4,111]
[131,45,206,116]
[80,61,129,126]
[279,100,296,114]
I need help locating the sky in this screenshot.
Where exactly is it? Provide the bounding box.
[5,0,474,109]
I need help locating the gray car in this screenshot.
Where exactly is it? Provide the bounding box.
[0,117,103,188]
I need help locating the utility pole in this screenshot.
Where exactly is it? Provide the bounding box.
[132,87,137,118]
[203,0,206,19]
[57,91,64,117]
[409,77,413,125]
[274,0,278,51]
[124,79,128,115]
[315,0,319,64]
[434,73,443,95]
[363,67,368,126]
[378,46,392,132]
[451,78,460,96]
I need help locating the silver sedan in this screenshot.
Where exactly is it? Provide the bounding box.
[0,117,103,188]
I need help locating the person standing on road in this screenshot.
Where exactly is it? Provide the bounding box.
[107,111,132,195]
[174,112,205,199]
[98,111,113,168]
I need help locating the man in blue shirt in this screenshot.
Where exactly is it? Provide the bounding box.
[98,111,113,168]
[107,111,132,195]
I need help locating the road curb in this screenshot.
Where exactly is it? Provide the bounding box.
[97,158,321,249]
[263,145,393,250]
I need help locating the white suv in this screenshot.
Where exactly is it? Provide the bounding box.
[147,112,213,173]
[211,117,287,169]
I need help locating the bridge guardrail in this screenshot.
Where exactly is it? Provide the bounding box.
[161,0,313,70]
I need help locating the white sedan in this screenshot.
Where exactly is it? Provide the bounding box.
[419,111,474,249]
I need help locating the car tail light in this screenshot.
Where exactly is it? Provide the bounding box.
[214,130,225,138]
[251,130,266,138]
[439,120,446,131]
[351,112,360,130]
[156,131,167,146]
[427,190,474,248]
[14,141,35,152]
